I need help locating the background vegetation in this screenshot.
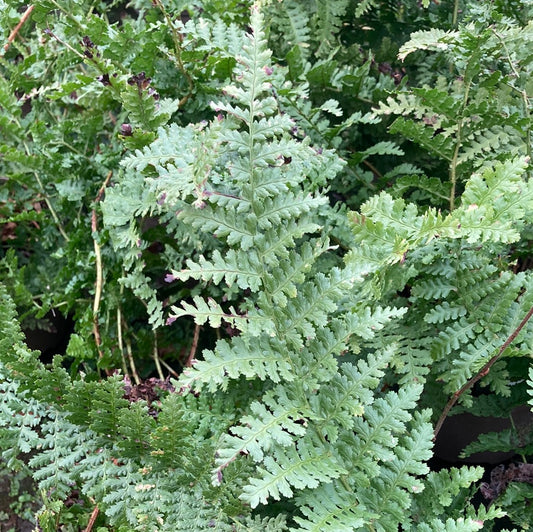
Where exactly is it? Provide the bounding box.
[1,0,532,530]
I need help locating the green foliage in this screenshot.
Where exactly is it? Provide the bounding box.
[1,0,533,530]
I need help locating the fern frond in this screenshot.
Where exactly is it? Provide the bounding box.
[183,16,245,57]
[294,307,405,393]
[179,335,294,392]
[391,174,451,204]
[170,249,263,291]
[344,384,423,474]
[424,301,467,324]
[411,466,484,524]
[240,435,347,508]
[120,123,197,173]
[291,482,368,531]
[88,375,130,440]
[29,413,90,500]
[234,514,287,532]
[262,240,329,306]
[390,117,455,162]
[314,0,349,56]
[359,410,434,530]
[413,517,488,532]
[268,0,311,58]
[311,348,395,440]
[168,295,269,332]
[398,28,460,61]
[460,428,533,459]
[214,385,308,475]
[0,379,45,467]
[99,460,144,524]
[460,157,532,231]
[178,205,257,249]
[355,0,379,18]
[117,400,156,459]
[255,219,323,265]
[120,85,173,130]
[457,124,524,166]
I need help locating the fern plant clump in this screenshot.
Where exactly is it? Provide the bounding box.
[1,0,533,530]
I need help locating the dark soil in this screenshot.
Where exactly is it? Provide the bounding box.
[0,472,37,532]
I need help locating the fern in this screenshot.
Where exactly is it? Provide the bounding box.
[461,427,533,459]
[267,0,311,62]
[411,466,485,524]
[314,0,350,56]
[103,8,453,527]
[2,1,533,530]
[384,15,533,208]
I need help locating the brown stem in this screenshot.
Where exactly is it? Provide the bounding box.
[84,505,99,532]
[362,158,383,179]
[185,324,201,367]
[158,356,180,378]
[433,305,533,441]
[3,5,34,52]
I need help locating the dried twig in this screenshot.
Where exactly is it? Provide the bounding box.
[125,337,141,385]
[91,171,113,364]
[84,504,99,532]
[185,324,201,367]
[153,331,164,380]
[3,5,34,52]
[434,305,533,441]
[158,356,180,378]
[116,305,129,376]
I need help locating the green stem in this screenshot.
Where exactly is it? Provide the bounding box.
[24,149,70,241]
[153,0,194,107]
[452,0,460,27]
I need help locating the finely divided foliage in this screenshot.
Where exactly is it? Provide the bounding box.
[1,0,533,530]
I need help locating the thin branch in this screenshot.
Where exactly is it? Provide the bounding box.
[118,305,141,384]
[433,305,533,441]
[125,338,141,385]
[117,306,129,376]
[91,171,113,363]
[362,158,383,179]
[153,330,164,380]
[84,505,99,532]
[44,27,123,100]
[152,0,194,107]
[448,79,471,211]
[3,5,34,52]
[185,324,201,367]
[43,28,87,60]
[27,166,70,242]
[158,356,180,378]
[452,0,460,27]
